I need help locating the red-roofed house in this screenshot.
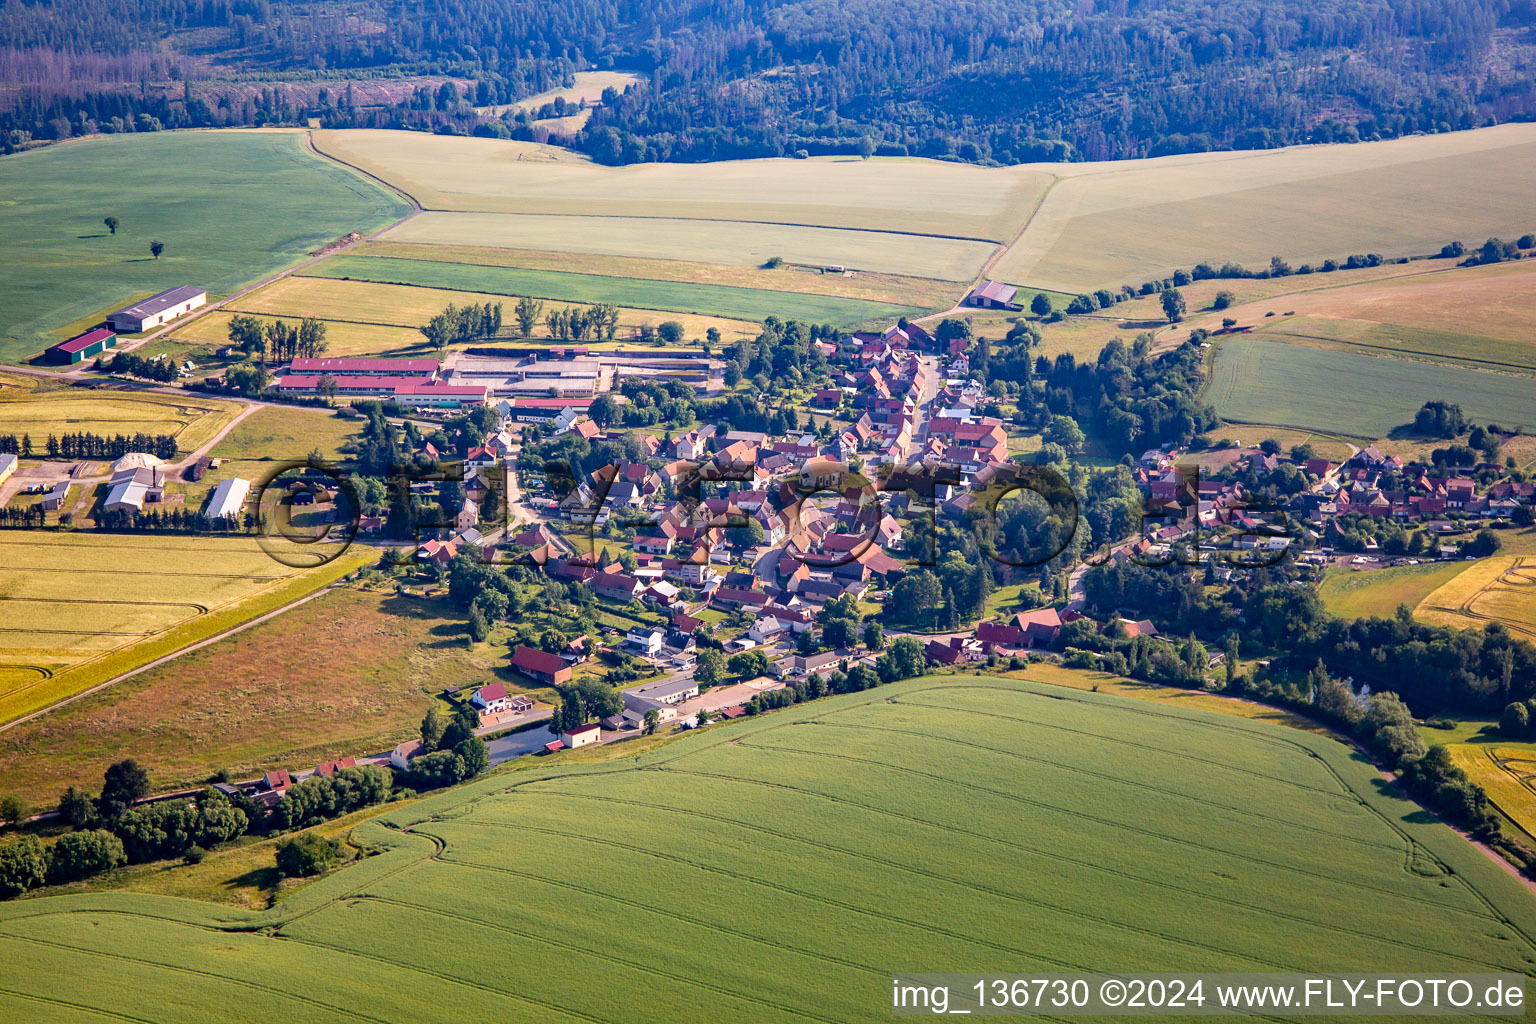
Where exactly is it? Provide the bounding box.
[471,682,513,713]
[511,645,574,686]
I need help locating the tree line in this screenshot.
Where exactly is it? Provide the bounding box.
[0,430,178,460]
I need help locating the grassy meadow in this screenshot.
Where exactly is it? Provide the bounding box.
[0,130,411,364]
[312,129,1048,239]
[1206,336,1536,438]
[300,253,924,325]
[382,210,996,281]
[0,385,238,455]
[0,533,372,725]
[0,588,510,804]
[994,122,1536,292]
[353,241,962,308]
[221,276,760,352]
[3,675,1534,1022]
[1318,561,1471,620]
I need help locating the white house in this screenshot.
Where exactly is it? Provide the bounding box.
[747,615,784,643]
[470,682,513,714]
[390,739,424,769]
[626,627,665,657]
[562,723,601,748]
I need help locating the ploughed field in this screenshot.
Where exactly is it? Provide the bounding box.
[4,676,1534,1022]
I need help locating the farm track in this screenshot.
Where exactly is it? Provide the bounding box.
[0,580,346,735]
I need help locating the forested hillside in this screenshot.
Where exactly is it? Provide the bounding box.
[3,0,1535,163]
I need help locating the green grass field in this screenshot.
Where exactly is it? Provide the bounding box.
[0,130,411,364]
[1206,336,1536,438]
[4,675,1535,1022]
[1318,561,1470,619]
[299,254,924,326]
[0,533,371,725]
[994,122,1536,291]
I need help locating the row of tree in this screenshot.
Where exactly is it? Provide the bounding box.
[0,431,178,460]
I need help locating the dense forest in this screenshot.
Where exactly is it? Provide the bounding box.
[4,0,1536,162]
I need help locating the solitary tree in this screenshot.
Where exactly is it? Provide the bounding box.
[99,759,150,819]
[857,136,876,159]
[643,709,660,735]
[149,240,164,260]
[1160,287,1186,322]
[103,216,119,235]
[513,296,544,338]
[1030,292,1053,317]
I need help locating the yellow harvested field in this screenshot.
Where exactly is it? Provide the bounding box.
[1447,745,1536,842]
[0,533,372,724]
[169,308,432,358]
[994,122,1536,291]
[1415,555,1536,640]
[227,275,759,347]
[351,240,960,308]
[381,210,997,280]
[0,387,237,455]
[475,70,645,117]
[312,129,1050,241]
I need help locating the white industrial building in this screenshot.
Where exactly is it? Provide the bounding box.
[102,453,165,514]
[205,477,250,520]
[106,286,206,333]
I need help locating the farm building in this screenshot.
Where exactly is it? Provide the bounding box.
[204,477,250,520]
[0,453,14,486]
[106,286,206,332]
[273,375,487,409]
[288,357,437,377]
[40,481,70,510]
[965,280,1019,309]
[561,723,601,749]
[47,328,117,364]
[510,645,573,686]
[102,456,165,513]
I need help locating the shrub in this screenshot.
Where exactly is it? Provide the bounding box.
[275,833,344,878]
[47,829,126,884]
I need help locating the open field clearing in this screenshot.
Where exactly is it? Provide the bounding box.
[313,129,1049,240]
[301,254,922,326]
[0,130,411,365]
[1318,561,1470,620]
[352,240,961,308]
[168,308,431,359]
[1203,424,1357,462]
[1206,337,1536,438]
[209,406,357,463]
[3,675,1534,1022]
[994,122,1536,292]
[0,534,372,725]
[1415,555,1536,640]
[475,70,645,118]
[381,210,997,281]
[0,387,236,455]
[1446,744,1536,843]
[1179,259,1536,375]
[226,275,759,349]
[0,589,504,805]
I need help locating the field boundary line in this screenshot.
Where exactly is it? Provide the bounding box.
[0,577,355,734]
